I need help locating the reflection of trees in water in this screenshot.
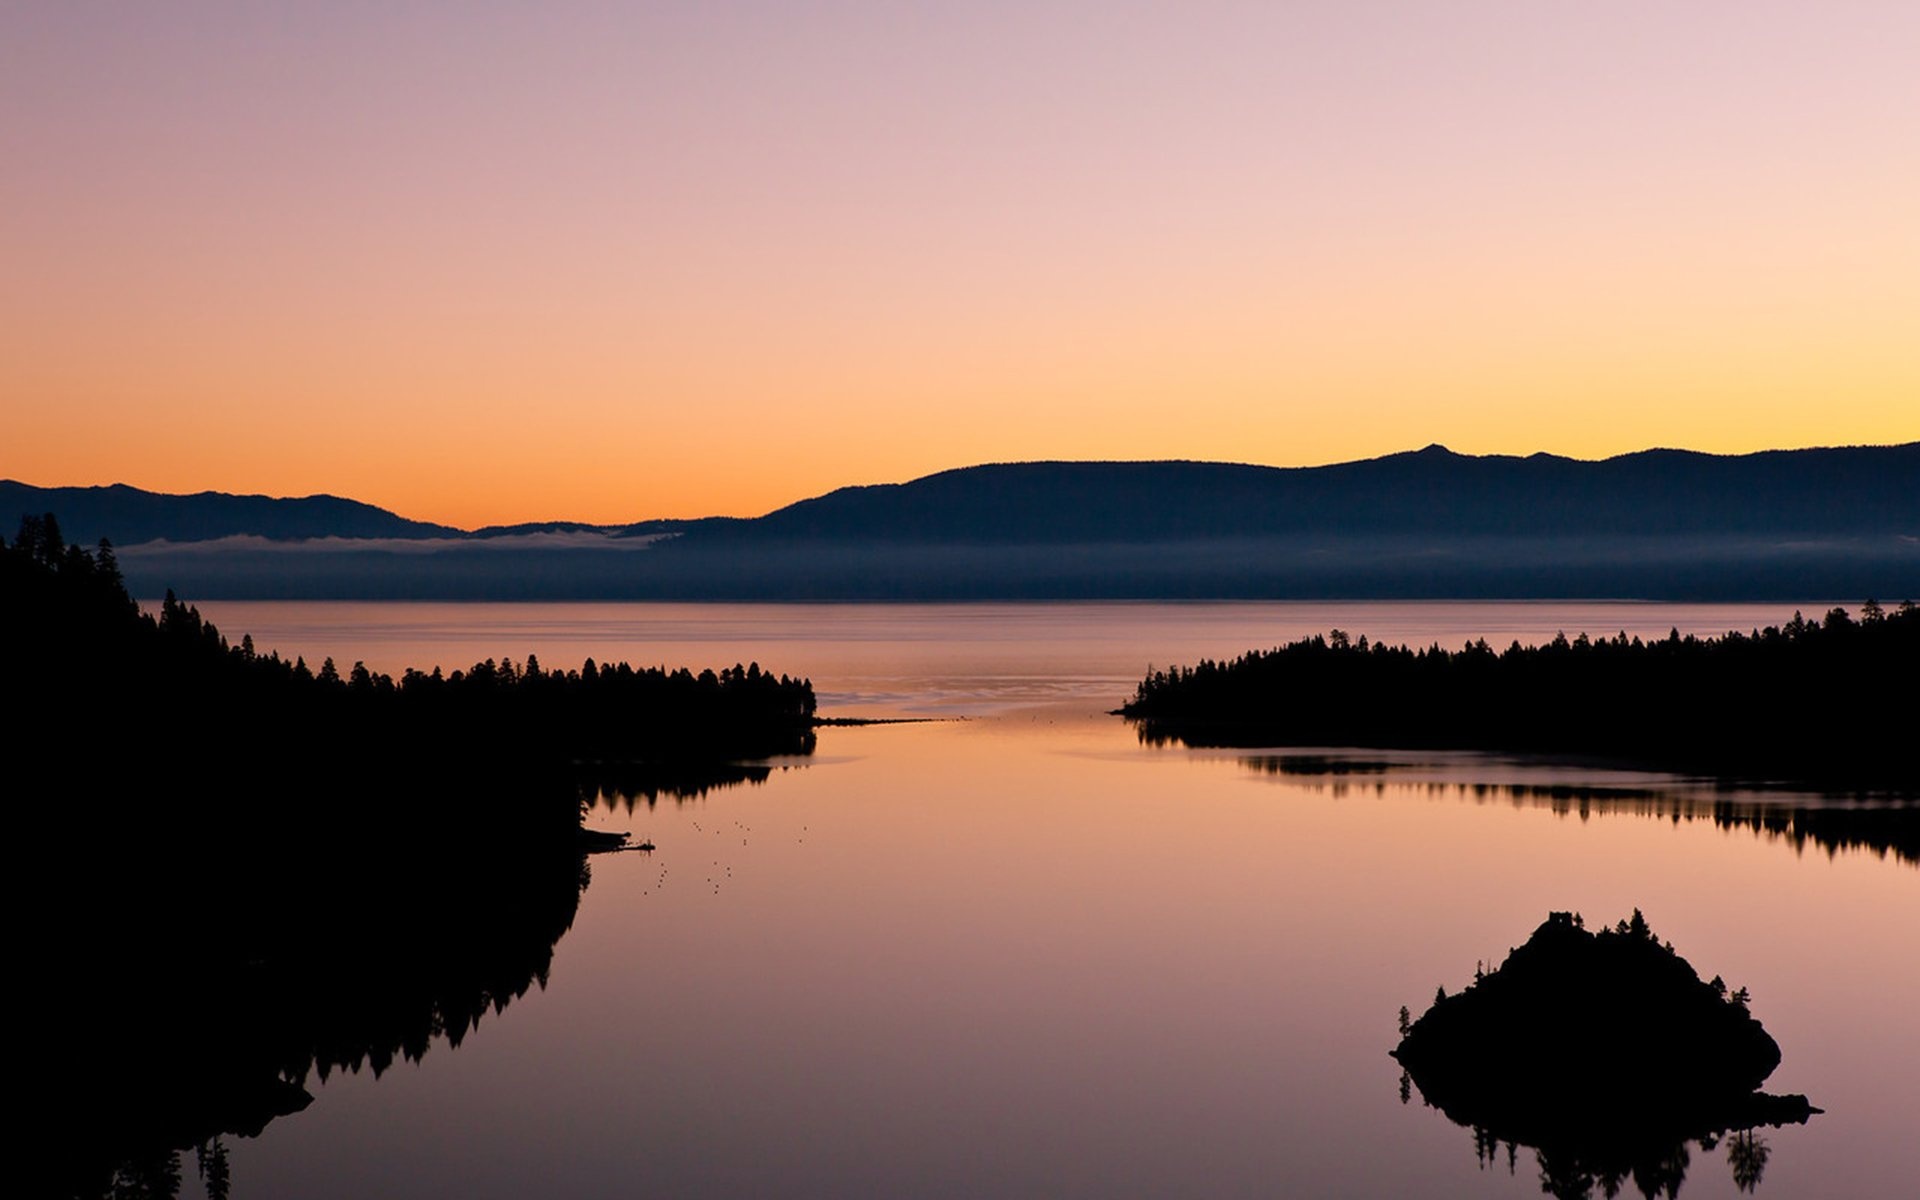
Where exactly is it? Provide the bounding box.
[108,1139,229,1200]
[1449,1112,1790,1199]
[33,825,591,1200]
[1241,756,1919,866]
[1452,1119,1788,1198]
[1728,1129,1771,1192]
[29,747,818,1199]
[577,749,812,813]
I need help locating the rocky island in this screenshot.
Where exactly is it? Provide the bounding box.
[1394,911,1818,1196]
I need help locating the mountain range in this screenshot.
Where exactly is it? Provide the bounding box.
[678,444,1917,544]
[6,443,1916,600]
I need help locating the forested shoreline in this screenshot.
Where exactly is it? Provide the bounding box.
[1122,603,1919,790]
[2,514,816,1199]
[4,513,815,791]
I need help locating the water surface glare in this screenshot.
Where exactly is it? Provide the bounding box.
[176,602,1914,1198]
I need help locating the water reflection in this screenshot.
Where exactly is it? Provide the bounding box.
[1407,1059,1815,1198]
[1239,754,1920,867]
[33,840,591,1200]
[580,758,812,812]
[1437,1119,1795,1200]
[32,751,820,1200]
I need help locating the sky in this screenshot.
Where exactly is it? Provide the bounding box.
[3,2,1916,527]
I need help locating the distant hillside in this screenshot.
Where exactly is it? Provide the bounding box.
[0,481,463,544]
[673,443,1920,546]
[0,481,717,546]
[18,443,1913,550]
[468,520,622,539]
[18,443,1920,600]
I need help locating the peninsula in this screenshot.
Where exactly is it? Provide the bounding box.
[1121,603,1919,789]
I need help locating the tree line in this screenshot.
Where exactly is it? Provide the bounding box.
[4,512,816,781]
[1121,601,1918,788]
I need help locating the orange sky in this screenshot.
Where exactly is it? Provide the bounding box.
[4,5,1916,528]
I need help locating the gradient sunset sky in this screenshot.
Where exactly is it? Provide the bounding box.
[5,3,1916,527]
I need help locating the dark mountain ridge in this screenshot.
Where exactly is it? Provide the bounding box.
[12,442,1913,549]
[674,442,1920,546]
[0,480,463,544]
[17,443,1917,599]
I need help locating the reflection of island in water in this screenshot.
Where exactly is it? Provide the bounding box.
[1239,753,1920,867]
[1394,912,1819,1199]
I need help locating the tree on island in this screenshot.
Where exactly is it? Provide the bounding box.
[1393,912,1819,1199]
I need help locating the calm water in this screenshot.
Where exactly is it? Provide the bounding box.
[179,601,1916,1198]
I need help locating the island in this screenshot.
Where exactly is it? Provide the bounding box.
[1394,911,1818,1197]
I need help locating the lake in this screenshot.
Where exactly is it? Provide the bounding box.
[172,600,1917,1198]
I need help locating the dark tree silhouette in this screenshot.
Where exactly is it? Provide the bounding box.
[1394,913,1818,1200]
[3,514,821,1199]
[1123,607,1920,788]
